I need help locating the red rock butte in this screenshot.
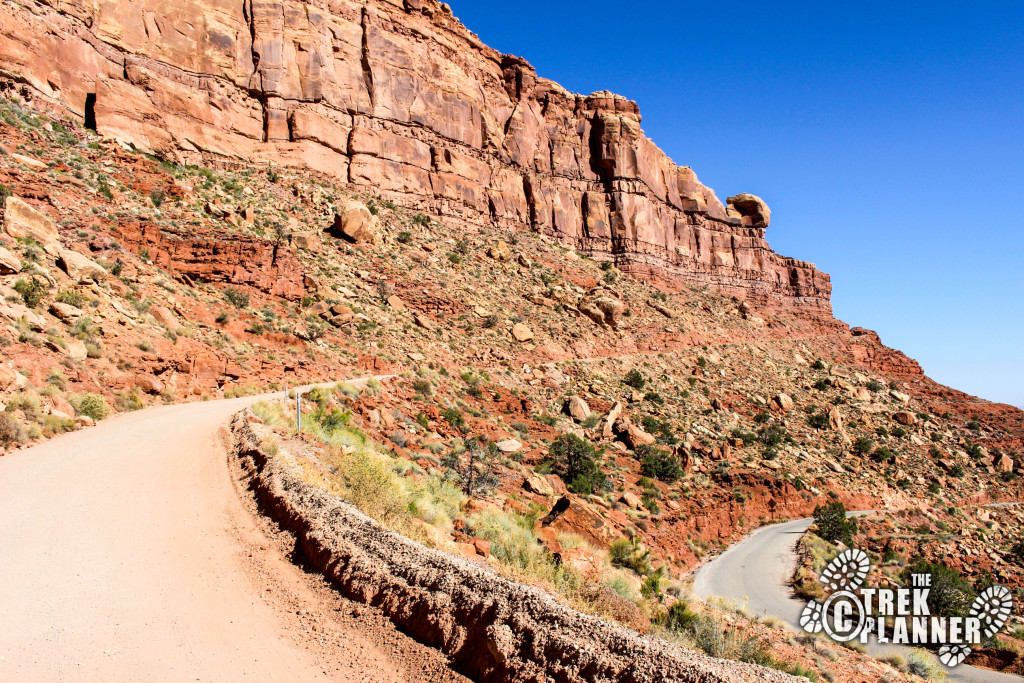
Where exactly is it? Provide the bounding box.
[0,0,831,312]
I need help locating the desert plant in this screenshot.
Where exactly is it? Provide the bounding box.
[550,433,606,494]
[638,444,683,483]
[71,393,110,421]
[623,369,645,389]
[14,277,47,308]
[441,436,499,497]
[224,288,250,309]
[812,501,857,546]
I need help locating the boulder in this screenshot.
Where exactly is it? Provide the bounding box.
[995,455,1014,473]
[134,374,164,395]
[58,249,106,283]
[486,241,511,262]
[602,402,624,439]
[579,288,626,330]
[49,302,85,323]
[289,231,322,252]
[386,295,407,311]
[495,438,522,453]
[893,411,917,426]
[565,396,591,423]
[511,323,533,342]
[0,246,20,274]
[150,305,178,328]
[3,196,61,254]
[332,200,379,244]
[774,393,794,412]
[726,193,771,228]
[524,475,555,497]
[612,417,657,449]
[65,339,87,361]
[620,491,643,510]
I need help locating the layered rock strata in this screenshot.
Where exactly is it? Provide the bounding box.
[0,0,830,310]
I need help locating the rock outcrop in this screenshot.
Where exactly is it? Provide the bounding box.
[0,0,831,311]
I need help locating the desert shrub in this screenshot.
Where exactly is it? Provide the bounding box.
[412,213,430,227]
[685,613,773,665]
[411,378,432,396]
[441,436,499,496]
[812,359,827,370]
[853,436,874,455]
[813,378,831,391]
[581,413,601,430]
[866,380,885,392]
[905,649,946,680]
[731,429,757,446]
[397,231,413,244]
[466,508,549,572]
[660,601,699,632]
[637,444,683,483]
[71,393,110,420]
[759,425,790,446]
[224,288,250,309]
[875,445,895,463]
[609,536,653,576]
[331,447,409,528]
[966,420,981,431]
[812,501,857,546]
[623,369,645,389]
[441,407,465,431]
[644,391,664,405]
[808,412,829,429]
[55,289,88,308]
[0,413,23,447]
[550,433,605,494]
[14,277,47,308]
[901,558,975,618]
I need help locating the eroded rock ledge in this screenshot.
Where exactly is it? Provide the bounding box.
[0,0,830,312]
[230,410,796,683]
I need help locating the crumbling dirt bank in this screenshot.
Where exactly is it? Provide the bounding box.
[231,411,798,683]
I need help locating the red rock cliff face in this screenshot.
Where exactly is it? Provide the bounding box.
[0,0,831,311]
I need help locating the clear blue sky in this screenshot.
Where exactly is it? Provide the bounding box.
[450,1,1024,408]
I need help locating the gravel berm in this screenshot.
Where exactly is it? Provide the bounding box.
[232,411,800,683]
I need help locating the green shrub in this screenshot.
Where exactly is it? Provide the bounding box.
[412,213,430,227]
[56,289,88,308]
[441,407,465,431]
[623,369,645,389]
[661,601,699,632]
[866,380,885,392]
[875,446,895,463]
[72,393,110,420]
[397,231,413,244]
[14,277,47,308]
[609,536,652,575]
[224,288,250,309]
[550,433,605,494]
[808,412,829,429]
[853,436,874,455]
[812,501,857,546]
[0,413,22,447]
[811,360,827,370]
[901,558,975,618]
[638,444,683,483]
[906,649,947,680]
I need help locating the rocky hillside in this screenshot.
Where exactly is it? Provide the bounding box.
[0,0,830,310]
[0,1,1021,681]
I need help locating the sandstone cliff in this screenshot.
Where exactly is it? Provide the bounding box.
[0,0,831,310]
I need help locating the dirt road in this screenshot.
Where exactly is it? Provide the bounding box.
[693,517,1022,683]
[0,387,466,682]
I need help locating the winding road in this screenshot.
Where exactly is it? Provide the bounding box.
[0,384,464,682]
[693,517,1022,682]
